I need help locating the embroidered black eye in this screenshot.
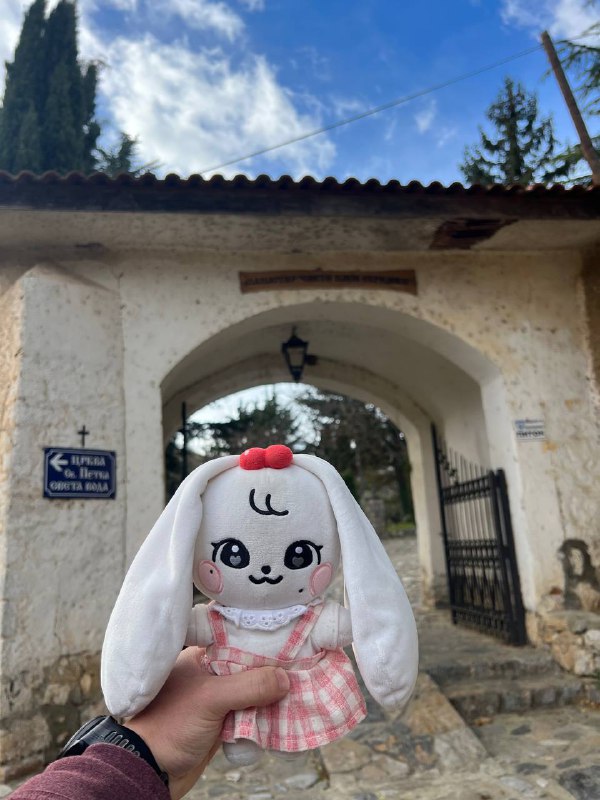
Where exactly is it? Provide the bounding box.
[284,540,323,570]
[211,539,250,569]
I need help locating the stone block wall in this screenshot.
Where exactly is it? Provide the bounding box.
[0,651,104,781]
[528,608,600,678]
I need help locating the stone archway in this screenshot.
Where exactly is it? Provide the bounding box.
[159,300,510,610]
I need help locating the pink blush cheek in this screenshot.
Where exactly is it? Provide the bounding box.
[196,561,223,595]
[310,563,333,597]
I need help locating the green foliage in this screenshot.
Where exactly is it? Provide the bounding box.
[165,390,414,528]
[165,394,303,500]
[560,5,600,117]
[0,0,100,174]
[460,77,571,185]
[549,135,600,185]
[191,395,303,457]
[0,0,45,172]
[13,103,42,173]
[297,390,413,521]
[95,133,158,177]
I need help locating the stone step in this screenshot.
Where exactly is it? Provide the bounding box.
[426,647,562,687]
[442,672,599,722]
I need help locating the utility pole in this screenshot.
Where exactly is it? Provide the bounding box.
[541,30,600,185]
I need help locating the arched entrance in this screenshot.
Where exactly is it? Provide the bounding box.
[159,300,518,612]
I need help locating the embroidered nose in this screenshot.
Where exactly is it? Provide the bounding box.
[261,565,272,575]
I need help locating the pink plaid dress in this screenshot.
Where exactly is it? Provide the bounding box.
[204,604,367,752]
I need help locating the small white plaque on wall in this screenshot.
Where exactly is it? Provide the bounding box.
[514,419,545,442]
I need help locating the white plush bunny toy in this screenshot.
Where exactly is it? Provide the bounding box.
[101,445,418,767]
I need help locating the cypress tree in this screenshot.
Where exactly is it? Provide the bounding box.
[13,103,42,173]
[0,0,100,174]
[460,77,568,185]
[0,0,45,172]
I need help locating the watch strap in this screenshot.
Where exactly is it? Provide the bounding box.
[58,716,169,786]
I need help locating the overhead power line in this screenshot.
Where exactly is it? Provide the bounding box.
[199,31,595,175]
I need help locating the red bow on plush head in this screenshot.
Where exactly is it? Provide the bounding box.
[239,445,294,470]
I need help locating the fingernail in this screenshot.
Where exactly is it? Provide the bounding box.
[275,668,290,691]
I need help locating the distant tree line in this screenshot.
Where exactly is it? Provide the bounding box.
[166,391,414,532]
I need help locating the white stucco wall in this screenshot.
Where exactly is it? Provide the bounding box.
[0,265,127,730]
[2,245,595,620]
[12,244,584,618]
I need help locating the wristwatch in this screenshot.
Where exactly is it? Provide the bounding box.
[57,715,169,786]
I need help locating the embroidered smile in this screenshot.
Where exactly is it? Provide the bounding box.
[249,575,284,585]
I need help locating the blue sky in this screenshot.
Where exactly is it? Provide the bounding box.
[1,0,598,183]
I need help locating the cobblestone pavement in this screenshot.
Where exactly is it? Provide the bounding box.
[4,536,600,799]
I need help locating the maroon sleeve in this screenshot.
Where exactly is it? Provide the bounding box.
[9,744,170,800]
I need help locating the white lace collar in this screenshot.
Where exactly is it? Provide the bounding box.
[211,601,320,631]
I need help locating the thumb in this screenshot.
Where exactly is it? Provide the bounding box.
[206,667,290,716]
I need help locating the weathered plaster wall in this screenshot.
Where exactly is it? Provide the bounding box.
[74,247,595,614]
[0,278,24,632]
[580,252,600,423]
[0,265,126,777]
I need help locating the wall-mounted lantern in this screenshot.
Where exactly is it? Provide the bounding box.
[281,328,310,383]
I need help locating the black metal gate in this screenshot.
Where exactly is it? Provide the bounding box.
[432,426,527,645]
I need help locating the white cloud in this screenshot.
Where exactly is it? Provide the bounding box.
[383,116,398,143]
[414,99,437,133]
[501,0,598,42]
[436,126,458,148]
[295,45,330,80]
[154,0,244,40]
[330,97,365,118]
[100,34,335,177]
[104,0,137,10]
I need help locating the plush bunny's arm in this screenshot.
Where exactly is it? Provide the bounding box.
[312,601,353,649]
[185,604,215,647]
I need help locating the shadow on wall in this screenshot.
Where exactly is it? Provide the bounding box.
[559,539,600,612]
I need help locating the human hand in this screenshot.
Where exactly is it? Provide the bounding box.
[126,647,290,800]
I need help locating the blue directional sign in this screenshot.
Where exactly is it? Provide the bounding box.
[43,448,116,499]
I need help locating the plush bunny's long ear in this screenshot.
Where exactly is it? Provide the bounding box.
[101,455,239,718]
[294,454,418,712]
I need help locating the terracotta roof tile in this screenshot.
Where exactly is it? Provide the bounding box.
[0,169,597,193]
[0,171,597,219]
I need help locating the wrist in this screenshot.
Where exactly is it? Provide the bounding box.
[58,715,169,787]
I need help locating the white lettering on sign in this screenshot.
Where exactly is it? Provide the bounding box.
[70,455,107,467]
[84,481,109,492]
[50,481,84,491]
[514,419,545,441]
[80,467,110,480]
[44,447,116,499]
